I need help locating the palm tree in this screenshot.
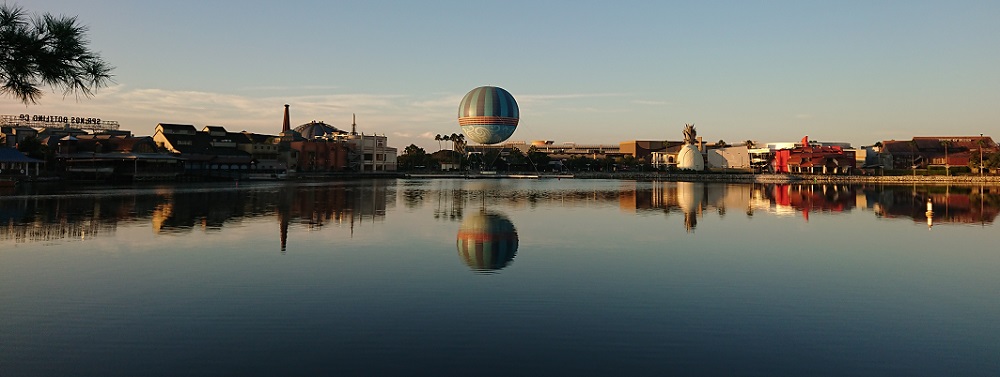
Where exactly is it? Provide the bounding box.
[744,140,755,149]
[1,4,114,104]
[940,140,952,176]
[453,133,466,154]
[434,134,442,151]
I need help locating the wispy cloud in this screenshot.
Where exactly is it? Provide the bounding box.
[518,93,627,104]
[633,99,672,106]
[235,85,342,92]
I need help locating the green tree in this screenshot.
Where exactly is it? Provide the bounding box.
[526,145,551,171]
[618,155,639,171]
[15,135,46,160]
[397,144,435,171]
[969,138,989,175]
[1,4,114,104]
[989,152,1000,172]
[873,141,884,174]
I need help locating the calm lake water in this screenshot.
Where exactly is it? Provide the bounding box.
[2,179,999,376]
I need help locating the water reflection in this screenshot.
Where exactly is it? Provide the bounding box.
[456,211,518,272]
[0,181,392,249]
[869,185,1000,227]
[3,181,998,247]
[763,184,859,221]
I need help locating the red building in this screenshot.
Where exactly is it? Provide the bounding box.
[289,139,349,172]
[773,136,856,174]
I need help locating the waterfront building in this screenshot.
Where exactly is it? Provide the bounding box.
[2,114,130,149]
[280,106,396,172]
[619,140,678,163]
[152,124,254,179]
[0,147,43,178]
[0,125,38,148]
[51,134,183,180]
[344,132,397,172]
[287,121,350,172]
[707,145,752,170]
[876,136,997,171]
[289,122,397,172]
[771,136,855,174]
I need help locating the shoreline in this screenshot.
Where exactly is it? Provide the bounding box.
[9,171,1000,186]
[571,172,1000,185]
[406,171,1000,185]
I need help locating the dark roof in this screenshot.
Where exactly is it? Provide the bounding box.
[240,132,275,144]
[294,121,346,139]
[912,136,997,151]
[203,126,228,135]
[157,123,197,133]
[883,137,998,154]
[0,147,43,163]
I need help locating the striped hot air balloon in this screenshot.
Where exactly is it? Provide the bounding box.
[457,86,519,145]
[456,211,518,272]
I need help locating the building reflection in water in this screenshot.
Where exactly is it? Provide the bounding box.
[3,181,999,246]
[271,181,390,253]
[616,181,1000,229]
[765,184,858,221]
[456,210,518,272]
[1,181,392,250]
[147,182,390,252]
[869,185,1000,227]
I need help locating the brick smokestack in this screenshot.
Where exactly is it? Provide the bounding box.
[282,104,291,133]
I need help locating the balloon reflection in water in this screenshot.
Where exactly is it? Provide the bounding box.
[456,211,519,272]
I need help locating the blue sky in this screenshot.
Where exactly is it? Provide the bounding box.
[4,0,999,151]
